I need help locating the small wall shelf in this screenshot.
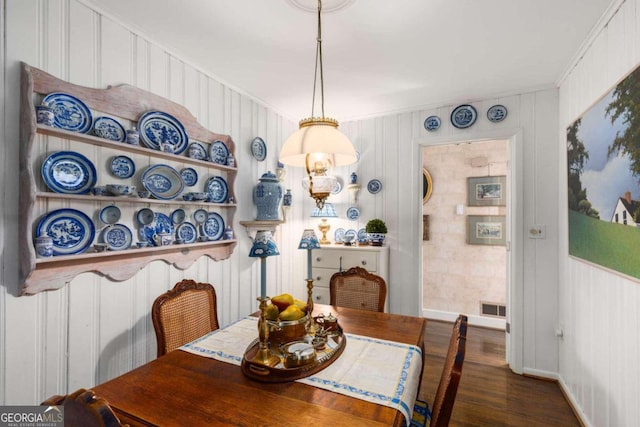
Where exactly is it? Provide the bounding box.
[239,220,284,240]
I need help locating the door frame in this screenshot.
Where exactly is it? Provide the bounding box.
[417,127,524,374]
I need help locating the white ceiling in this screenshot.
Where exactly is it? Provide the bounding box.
[88,0,613,121]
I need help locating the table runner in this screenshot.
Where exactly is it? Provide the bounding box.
[180,317,422,426]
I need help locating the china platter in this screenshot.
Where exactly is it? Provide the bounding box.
[176,221,198,244]
[36,208,95,255]
[101,224,132,251]
[251,137,267,161]
[200,212,225,240]
[345,229,358,242]
[357,228,367,242]
[138,111,189,154]
[42,92,93,133]
[205,176,229,203]
[180,167,198,186]
[93,116,126,142]
[141,164,184,200]
[209,140,229,165]
[187,142,208,160]
[424,115,441,131]
[487,104,508,122]
[139,212,174,246]
[346,207,360,220]
[41,151,97,194]
[334,228,345,243]
[110,155,135,179]
[450,104,477,129]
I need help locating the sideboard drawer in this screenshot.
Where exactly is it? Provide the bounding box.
[314,250,378,271]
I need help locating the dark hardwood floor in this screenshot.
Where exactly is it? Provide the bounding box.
[420,320,580,427]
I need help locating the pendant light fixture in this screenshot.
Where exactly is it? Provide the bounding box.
[278,0,358,209]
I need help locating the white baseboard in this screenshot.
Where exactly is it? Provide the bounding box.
[422,309,506,330]
[558,376,592,427]
[522,367,558,380]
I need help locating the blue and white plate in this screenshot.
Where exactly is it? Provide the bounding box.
[101,224,132,251]
[110,155,135,179]
[141,164,184,200]
[180,167,198,186]
[345,229,358,242]
[334,228,346,243]
[450,104,477,129]
[99,205,121,225]
[209,140,229,165]
[187,142,208,160]
[138,111,189,154]
[136,208,155,226]
[424,115,441,131]
[93,116,126,142]
[176,221,198,244]
[357,228,367,242]
[251,137,267,161]
[42,92,93,133]
[331,177,343,195]
[193,208,208,224]
[367,179,382,194]
[139,212,174,246]
[200,212,225,240]
[487,104,508,122]
[36,208,95,255]
[346,206,360,220]
[205,176,229,203]
[171,208,186,225]
[41,151,97,194]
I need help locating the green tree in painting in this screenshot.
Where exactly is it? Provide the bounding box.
[567,119,599,218]
[606,67,640,178]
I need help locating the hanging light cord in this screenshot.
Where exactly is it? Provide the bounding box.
[311,0,325,119]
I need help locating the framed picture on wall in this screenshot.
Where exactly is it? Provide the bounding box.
[467,215,506,246]
[467,176,506,206]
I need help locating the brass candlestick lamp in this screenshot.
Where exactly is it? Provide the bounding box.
[248,230,280,367]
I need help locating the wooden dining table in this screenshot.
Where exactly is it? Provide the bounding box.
[92,304,427,427]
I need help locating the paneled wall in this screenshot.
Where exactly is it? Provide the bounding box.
[558,0,640,425]
[0,0,305,404]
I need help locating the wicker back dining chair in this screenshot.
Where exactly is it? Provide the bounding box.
[41,388,129,427]
[152,279,220,357]
[329,266,387,312]
[428,314,468,427]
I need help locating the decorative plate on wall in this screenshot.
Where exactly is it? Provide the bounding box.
[346,206,360,220]
[450,104,477,129]
[41,151,97,194]
[110,155,135,179]
[36,208,95,255]
[487,104,508,122]
[423,115,441,131]
[251,137,267,161]
[209,140,229,165]
[180,167,198,187]
[367,179,382,194]
[138,111,189,154]
[101,224,133,251]
[93,116,126,142]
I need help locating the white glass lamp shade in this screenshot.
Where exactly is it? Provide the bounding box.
[279,119,358,168]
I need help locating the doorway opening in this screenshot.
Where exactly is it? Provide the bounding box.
[421,139,510,358]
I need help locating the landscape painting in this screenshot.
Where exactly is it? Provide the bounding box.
[567,63,640,281]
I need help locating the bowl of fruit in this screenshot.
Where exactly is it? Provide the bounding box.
[266,293,309,345]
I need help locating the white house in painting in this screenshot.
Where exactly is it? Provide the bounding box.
[610,191,640,227]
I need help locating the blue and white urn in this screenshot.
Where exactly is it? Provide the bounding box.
[253,171,283,220]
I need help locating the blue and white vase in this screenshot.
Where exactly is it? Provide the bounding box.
[350,172,358,184]
[34,234,54,258]
[253,171,283,220]
[283,189,293,207]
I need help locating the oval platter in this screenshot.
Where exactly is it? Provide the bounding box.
[141,164,185,200]
[41,151,97,194]
[42,92,93,133]
[138,111,189,154]
[93,116,126,142]
[36,208,95,255]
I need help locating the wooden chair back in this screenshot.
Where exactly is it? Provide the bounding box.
[430,314,468,427]
[329,266,387,312]
[152,279,220,357]
[41,388,128,427]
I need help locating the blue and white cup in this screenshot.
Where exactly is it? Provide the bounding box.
[35,104,55,126]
